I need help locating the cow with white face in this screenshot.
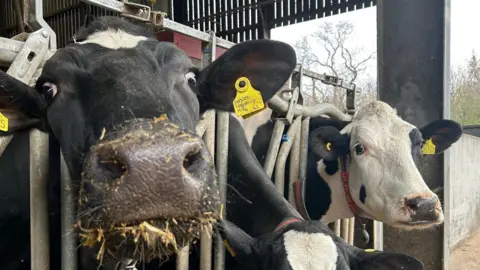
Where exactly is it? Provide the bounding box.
[220,119,424,270]
[238,100,462,235]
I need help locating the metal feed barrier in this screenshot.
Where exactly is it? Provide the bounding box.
[0,0,382,269]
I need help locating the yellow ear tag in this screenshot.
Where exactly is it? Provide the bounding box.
[421,138,436,155]
[326,142,332,151]
[364,249,376,253]
[0,112,9,132]
[223,240,237,257]
[233,77,266,119]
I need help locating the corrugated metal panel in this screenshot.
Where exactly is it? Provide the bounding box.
[184,0,376,43]
[1,0,376,46]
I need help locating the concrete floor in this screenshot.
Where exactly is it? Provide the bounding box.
[450,229,480,270]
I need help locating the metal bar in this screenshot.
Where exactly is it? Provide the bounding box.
[5,28,52,269]
[373,221,383,250]
[334,220,341,237]
[61,152,77,270]
[214,111,229,270]
[263,120,285,178]
[288,118,301,205]
[201,110,215,270]
[275,116,301,195]
[341,218,349,242]
[197,110,216,139]
[199,31,217,270]
[13,0,25,33]
[29,129,50,270]
[176,247,189,270]
[81,0,236,49]
[348,217,355,245]
[0,136,14,158]
[159,19,235,49]
[298,117,310,182]
[267,95,352,121]
[292,66,356,91]
[24,0,57,51]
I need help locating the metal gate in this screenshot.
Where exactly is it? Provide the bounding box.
[0,1,374,269]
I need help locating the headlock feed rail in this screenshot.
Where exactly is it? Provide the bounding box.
[0,0,382,269]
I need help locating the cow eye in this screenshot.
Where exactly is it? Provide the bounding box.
[185,72,196,86]
[40,82,58,102]
[354,142,366,155]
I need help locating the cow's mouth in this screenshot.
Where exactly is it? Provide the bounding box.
[75,213,218,263]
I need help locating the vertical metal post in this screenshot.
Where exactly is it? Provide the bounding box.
[198,31,218,270]
[4,25,52,269]
[289,124,301,205]
[201,113,215,270]
[263,121,285,178]
[333,220,341,237]
[348,217,355,245]
[214,111,229,270]
[443,0,452,269]
[275,116,301,195]
[30,129,50,270]
[341,218,349,242]
[176,247,190,270]
[61,153,77,270]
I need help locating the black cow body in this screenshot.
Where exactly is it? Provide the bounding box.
[0,16,297,269]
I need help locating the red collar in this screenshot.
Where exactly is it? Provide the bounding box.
[274,217,303,232]
[339,156,359,216]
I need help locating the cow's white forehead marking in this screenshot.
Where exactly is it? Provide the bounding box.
[283,230,338,270]
[347,101,415,149]
[78,29,147,49]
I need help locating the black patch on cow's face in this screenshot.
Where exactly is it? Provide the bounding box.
[359,185,367,204]
[409,128,424,165]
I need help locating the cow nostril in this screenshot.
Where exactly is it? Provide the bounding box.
[96,157,128,182]
[406,197,422,210]
[183,148,205,176]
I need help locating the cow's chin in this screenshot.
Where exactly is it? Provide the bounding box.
[358,206,444,230]
[75,214,217,263]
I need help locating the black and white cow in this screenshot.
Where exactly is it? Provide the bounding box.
[230,101,462,237]
[220,116,424,270]
[219,219,424,270]
[0,16,297,269]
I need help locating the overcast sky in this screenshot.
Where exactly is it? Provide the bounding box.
[271,1,478,80]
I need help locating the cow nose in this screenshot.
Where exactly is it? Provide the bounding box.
[80,120,219,220]
[89,137,206,183]
[405,196,442,223]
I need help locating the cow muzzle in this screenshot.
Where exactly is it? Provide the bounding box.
[404,195,443,226]
[76,118,220,262]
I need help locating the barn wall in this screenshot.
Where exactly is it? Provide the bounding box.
[448,134,480,251]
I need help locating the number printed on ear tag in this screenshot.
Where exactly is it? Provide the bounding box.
[0,112,9,132]
[232,77,266,119]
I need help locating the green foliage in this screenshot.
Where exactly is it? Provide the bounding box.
[451,50,480,125]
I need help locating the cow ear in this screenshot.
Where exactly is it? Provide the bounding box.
[0,71,46,135]
[310,126,350,161]
[352,249,424,270]
[419,119,463,155]
[196,39,296,115]
[217,219,258,268]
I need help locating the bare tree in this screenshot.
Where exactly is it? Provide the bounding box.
[451,51,480,125]
[294,21,377,109]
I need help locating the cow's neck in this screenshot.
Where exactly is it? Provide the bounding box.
[317,161,355,224]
